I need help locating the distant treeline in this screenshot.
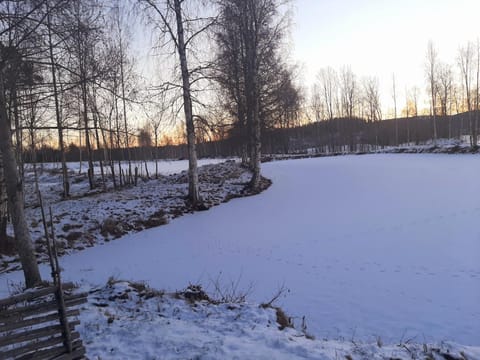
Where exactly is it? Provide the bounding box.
[26,111,478,164]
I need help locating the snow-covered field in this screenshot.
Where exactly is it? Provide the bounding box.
[1,154,479,356]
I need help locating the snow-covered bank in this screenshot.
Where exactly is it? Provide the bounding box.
[263,138,479,162]
[1,154,479,349]
[1,160,259,273]
[77,281,479,360]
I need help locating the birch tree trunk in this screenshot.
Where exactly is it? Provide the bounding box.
[0,70,41,288]
[0,152,8,246]
[118,34,133,184]
[243,0,261,190]
[392,73,398,146]
[81,79,95,189]
[427,41,438,145]
[173,0,200,206]
[475,39,479,148]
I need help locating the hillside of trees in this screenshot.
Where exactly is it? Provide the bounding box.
[23,110,480,163]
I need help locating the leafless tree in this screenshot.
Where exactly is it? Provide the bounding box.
[144,91,169,177]
[411,86,419,118]
[44,0,70,197]
[310,83,324,122]
[475,39,480,145]
[403,87,410,143]
[361,76,381,148]
[339,65,356,119]
[458,41,476,147]
[214,0,290,189]
[0,44,42,287]
[0,152,7,248]
[316,67,337,121]
[362,76,381,122]
[111,3,134,183]
[392,73,398,145]
[437,62,453,117]
[138,0,217,206]
[67,0,103,189]
[426,40,438,145]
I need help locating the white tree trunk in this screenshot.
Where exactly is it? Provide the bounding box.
[0,151,8,244]
[0,70,41,288]
[173,0,200,206]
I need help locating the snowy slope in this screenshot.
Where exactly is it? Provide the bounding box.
[1,154,479,348]
[76,281,480,360]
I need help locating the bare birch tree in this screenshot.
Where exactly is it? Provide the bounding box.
[138,0,216,206]
[437,62,453,131]
[0,152,7,248]
[458,42,476,147]
[426,41,438,145]
[0,49,41,287]
[339,65,356,119]
[392,73,398,145]
[45,0,70,197]
[316,67,337,121]
[214,0,289,189]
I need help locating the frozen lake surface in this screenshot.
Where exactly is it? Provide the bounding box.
[1,154,479,344]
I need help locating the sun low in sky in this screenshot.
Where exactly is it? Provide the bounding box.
[292,0,480,114]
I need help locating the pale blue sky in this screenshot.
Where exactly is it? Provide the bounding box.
[291,0,480,114]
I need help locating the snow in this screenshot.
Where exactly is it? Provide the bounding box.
[1,154,480,357]
[36,158,227,177]
[77,281,480,360]
[1,159,247,272]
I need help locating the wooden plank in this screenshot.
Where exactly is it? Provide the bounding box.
[0,309,80,333]
[0,283,75,308]
[0,320,80,347]
[50,343,86,360]
[14,335,83,360]
[54,349,87,360]
[0,298,59,322]
[62,293,88,306]
[17,344,67,360]
[25,342,85,360]
[0,325,62,349]
[0,332,80,359]
[16,340,85,360]
[18,344,72,360]
[0,296,87,323]
[0,287,57,308]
